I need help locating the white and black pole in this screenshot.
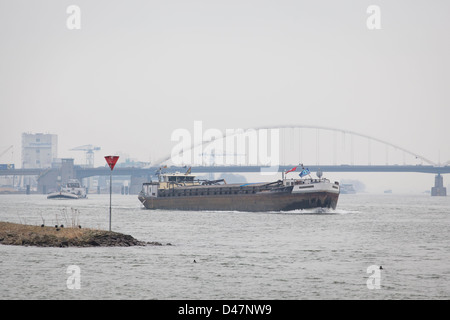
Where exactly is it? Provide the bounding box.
[104,156,119,232]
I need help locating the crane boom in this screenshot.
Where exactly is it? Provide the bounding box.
[70,144,101,151]
[70,144,101,167]
[0,145,13,159]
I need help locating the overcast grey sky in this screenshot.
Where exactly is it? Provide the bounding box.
[1,0,449,174]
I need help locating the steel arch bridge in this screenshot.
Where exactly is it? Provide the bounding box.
[0,124,448,196]
[158,124,443,168]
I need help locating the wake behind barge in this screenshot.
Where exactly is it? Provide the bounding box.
[138,171,340,212]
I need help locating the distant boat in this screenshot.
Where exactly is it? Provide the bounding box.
[384,189,392,194]
[340,184,356,194]
[47,179,87,199]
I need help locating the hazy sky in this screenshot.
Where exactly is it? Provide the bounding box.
[1,0,449,185]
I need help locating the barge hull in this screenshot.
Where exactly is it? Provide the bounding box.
[140,191,338,212]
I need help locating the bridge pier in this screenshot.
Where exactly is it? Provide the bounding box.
[431,174,447,196]
[37,169,58,194]
[37,158,76,194]
[129,175,149,195]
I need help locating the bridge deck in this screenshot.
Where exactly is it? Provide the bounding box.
[1,165,449,178]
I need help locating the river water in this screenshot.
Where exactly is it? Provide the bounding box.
[0,193,449,300]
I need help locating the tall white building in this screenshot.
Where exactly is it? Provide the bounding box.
[22,133,58,168]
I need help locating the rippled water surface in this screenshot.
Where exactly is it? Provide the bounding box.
[0,193,449,299]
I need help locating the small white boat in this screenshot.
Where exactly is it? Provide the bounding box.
[47,179,87,199]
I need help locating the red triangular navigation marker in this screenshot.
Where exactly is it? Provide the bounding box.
[105,155,119,170]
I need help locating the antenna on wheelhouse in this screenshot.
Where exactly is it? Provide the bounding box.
[316,168,323,179]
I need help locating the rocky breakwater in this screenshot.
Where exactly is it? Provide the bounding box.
[0,221,166,247]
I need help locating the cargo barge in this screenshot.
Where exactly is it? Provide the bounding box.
[138,169,340,212]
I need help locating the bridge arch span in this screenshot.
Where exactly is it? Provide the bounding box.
[156,124,437,167]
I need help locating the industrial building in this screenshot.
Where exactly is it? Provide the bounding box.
[21,133,58,169]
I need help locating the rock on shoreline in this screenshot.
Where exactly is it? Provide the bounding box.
[0,221,164,248]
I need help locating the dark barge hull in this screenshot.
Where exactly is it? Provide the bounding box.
[47,192,79,200]
[139,191,339,212]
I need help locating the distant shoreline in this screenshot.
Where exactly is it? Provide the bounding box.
[0,221,165,247]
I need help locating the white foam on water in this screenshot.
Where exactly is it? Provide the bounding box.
[272,208,360,215]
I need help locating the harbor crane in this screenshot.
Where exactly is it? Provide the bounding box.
[0,145,13,160]
[70,144,101,168]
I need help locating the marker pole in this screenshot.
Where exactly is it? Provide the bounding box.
[109,168,112,231]
[104,155,119,232]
